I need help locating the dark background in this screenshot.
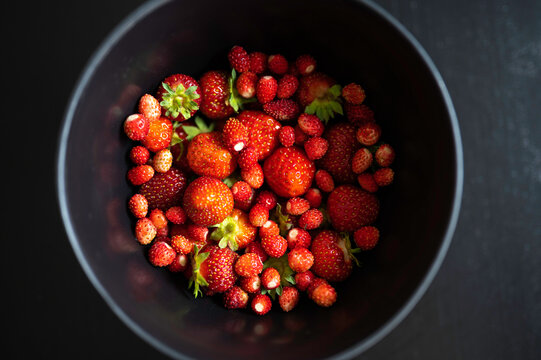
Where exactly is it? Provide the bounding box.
[3,0,540,359]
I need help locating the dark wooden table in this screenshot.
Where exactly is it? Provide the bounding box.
[4,0,540,358]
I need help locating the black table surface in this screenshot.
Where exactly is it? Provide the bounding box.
[3,0,540,359]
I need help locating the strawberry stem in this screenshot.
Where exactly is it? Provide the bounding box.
[160,82,200,121]
[189,245,210,298]
[210,216,241,251]
[305,84,343,123]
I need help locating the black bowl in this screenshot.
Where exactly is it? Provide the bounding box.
[57,0,463,359]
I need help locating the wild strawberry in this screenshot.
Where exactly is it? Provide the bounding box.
[375,144,395,167]
[285,197,310,216]
[235,253,264,277]
[263,146,315,198]
[237,146,258,170]
[228,45,250,73]
[128,194,148,219]
[149,208,168,229]
[261,267,281,289]
[170,234,194,254]
[130,146,150,165]
[141,117,173,152]
[304,188,322,208]
[341,83,366,104]
[148,240,176,267]
[185,224,210,248]
[297,72,342,123]
[304,136,329,161]
[199,70,235,119]
[135,218,156,245]
[124,114,149,141]
[288,247,314,273]
[354,226,380,250]
[187,132,236,179]
[356,122,381,146]
[249,204,269,227]
[156,74,201,121]
[183,176,234,227]
[295,270,315,291]
[287,228,312,249]
[240,275,261,293]
[318,122,360,184]
[279,286,300,312]
[165,206,187,224]
[251,293,272,315]
[256,76,278,104]
[127,165,154,185]
[294,125,309,145]
[255,190,278,210]
[223,286,249,309]
[357,173,379,193]
[308,278,337,307]
[138,93,161,121]
[351,148,373,174]
[241,163,264,189]
[311,230,359,282]
[268,54,288,75]
[222,118,249,152]
[156,226,169,238]
[295,54,317,75]
[152,149,173,173]
[190,245,238,296]
[261,234,288,258]
[373,167,394,186]
[139,168,187,209]
[277,74,299,99]
[327,185,379,231]
[263,99,300,121]
[210,208,257,250]
[237,110,281,161]
[236,71,258,98]
[245,241,268,263]
[345,103,375,126]
[315,169,335,192]
[259,220,280,238]
[298,209,323,230]
[167,253,189,273]
[249,52,267,74]
[297,113,324,137]
[279,126,295,147]
[231,181,253,202]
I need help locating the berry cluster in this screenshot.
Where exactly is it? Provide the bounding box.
[122,45,395,314]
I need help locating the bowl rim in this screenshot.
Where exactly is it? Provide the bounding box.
[56,0,464,359]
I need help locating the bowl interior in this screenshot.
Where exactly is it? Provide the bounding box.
[58,0,460,359]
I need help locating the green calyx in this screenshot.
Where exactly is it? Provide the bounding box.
[188,245,210,298]
[160,82,200,120]
[210,216,241,251]
[178,116,215,141]
[305,84,344,123]
[261,255,296,299]
[339,232,361,267]
[271,203,294,237]
[227,69,256,112]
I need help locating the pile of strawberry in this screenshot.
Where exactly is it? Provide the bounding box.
[123,45,395,315]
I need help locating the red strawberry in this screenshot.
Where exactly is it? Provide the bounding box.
[374,167,394,186]
[354,226,380,250]
[153,149,173,173]
[240,275,261,293]
[245,241,269,263]
[261,267,281,289]
[187,132,236,179]
[279,126,295,147]
[261,234,288,258]
[231,180,253,202]
[327,185,379,231]
[259,220,280,238]
[237,110,281,161]
[210,208,257,251]
[287,228,312,249]
[129,194,148,218]
[249,204,269,227]
[297,72,342,123]
[251,293,272,315]
[345,103,375,126]
[190,245,238,296]
[139,168,187,209]
[127,165,154,186]
[298,209,323,230]
[351,148,373,174]
[170,234,194,255]
[304,188,322,208]
[135,217,157,245]
[129,146,150,165]
[256,75,278,104]
[285,197,310,216]
[156,226,169,238]
[315,169,335,192]
[277,74,299,99]
[228,45,250,73]
[241,163,264,189]
[288,247,314,273]
[295,270,315,291]
[223,286,249,309]
[222,118,249,152]
[311,230,358,282]
[255,190,278,210]
[237,146,258,170]
[318,122,360,184]
[375,144,395,167]
[234,187,255,212]
[308,278,337,307]
[183,176,234,227]
[268,54,288,75]
[249,52,267,74]
[304,136,328,161]
[149,208,168,229]
[236,71,258,98]
[341,83,366,104]
[124,114,149,141]
[263,99,300,121]
[199,70,235,119]
[357,173,379,193]
[156,74,201,121]
[185,224,210,248]
[138,94,161,121]
[297,113,324,137]
[356,122,381,146]
[294,125,309,145]
[263,146,316,198]
[141,117,173,152]
[234,253,264,277]
[165,206,187,224]
[148,240,176,267]
[295,54,317,75]
[279,286,300,312]
[167,253,189,273]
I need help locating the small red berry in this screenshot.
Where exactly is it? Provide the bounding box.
[249,204,269,227]
[249,52,267,74]
[241,163,264,189]
[236,71,258,98]
[354,226,380,250]
[170,234,193,254]
[239,275,261,293]
[304,136,328,160]
[251,293,272,315]
[297,113,324,137]
[261,234,288,258]
[261,267,281,289]
[295,270,315,291]
[228,45,250,73]
[287,228,312,249]
[256,76,278,104]
[277,74,299,99]
[153,149,173,173]
[285,197,310,215]
[375,144,395,167]
[308,278,337,307]
[129,146,150,165]
[148,240,176,267]
[288,247,314,273]
[165,206,187,225]
[235,253,264,277]
[356,123,381,146]
[357,173,379,193]
[351,148,373,174]
[315,169,335,193]
[127,165,154,186]
[295,54,317,75]
[279,286,300,312]
[279,126,296,147]
[124,114,149,141]
[298,209,323,230]
[262,99,300,121]
[231,180,253,202]
[245,241,268,263]
[255,190,278,210]
[223,286,249,309]
[294,125,309,145]
[138,94,161,121]
[129,194,148,218]
[345,103,375,126]
[237,146,258,170]
[223,118,249,152]
[167,253,189,273]
[373,167,394,186]
[149,208,168,229]
[259,220,280,238]
[341,83,366,104]
[304,188,322,208]
[268,54,288,75]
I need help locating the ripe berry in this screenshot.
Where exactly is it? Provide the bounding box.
[297,113,324,137]
[285,197,310,216]
[127,165,154,186]
[295,54,317,75]
[249,204,269,227]
[268,54,288,75]
[223,286,249,309]
[251,293,272,315]
[238,146,258,170]
[148,241,176,267]
[287,228,312,249]
[129,194,148,218]
[279,286,300,312]
[167,253,188,273]
[236,71,258,98]
[222,118,249,152]
[351,148,373,174]
[263,99,300,121]
[149,208,168,229]
[130,146,150,165]
[261,234,288,258]
[356,123,381,146]
[298,209,323,230]
[345,103,375,126]
[228,45,250,73]
[288,247,314,273]
[314,169,335,193]
[165,206,187,225]
[241,163,264,189]
[138,94,161,121]
[170,234,193,254]
[308,278,337,307]
[304,136,328,161]
[354,226,380,250]
[294,125,309,145]
[231,181,253,202]
[255,190,278,210]
[239,275,261,293]
[261,267,281,289]
[277,74,299,99]
[341,83,366,104]
[295,270,315,291]
[234,253,264,277]
[357,173,379,193]
[124,114,149,141]
[304,188,322,208]
[279,126,295,147]
[374,167,394,186]
[245,241,268,263]
[259,220,280,238]
[256,76,278,104]
[375,144,395,167]
[141,117,173,152]
[153,149,173,173]
[249,52,267,74]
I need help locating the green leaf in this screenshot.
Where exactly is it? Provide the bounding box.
[181,126,200,140]
[329,84,342,97]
